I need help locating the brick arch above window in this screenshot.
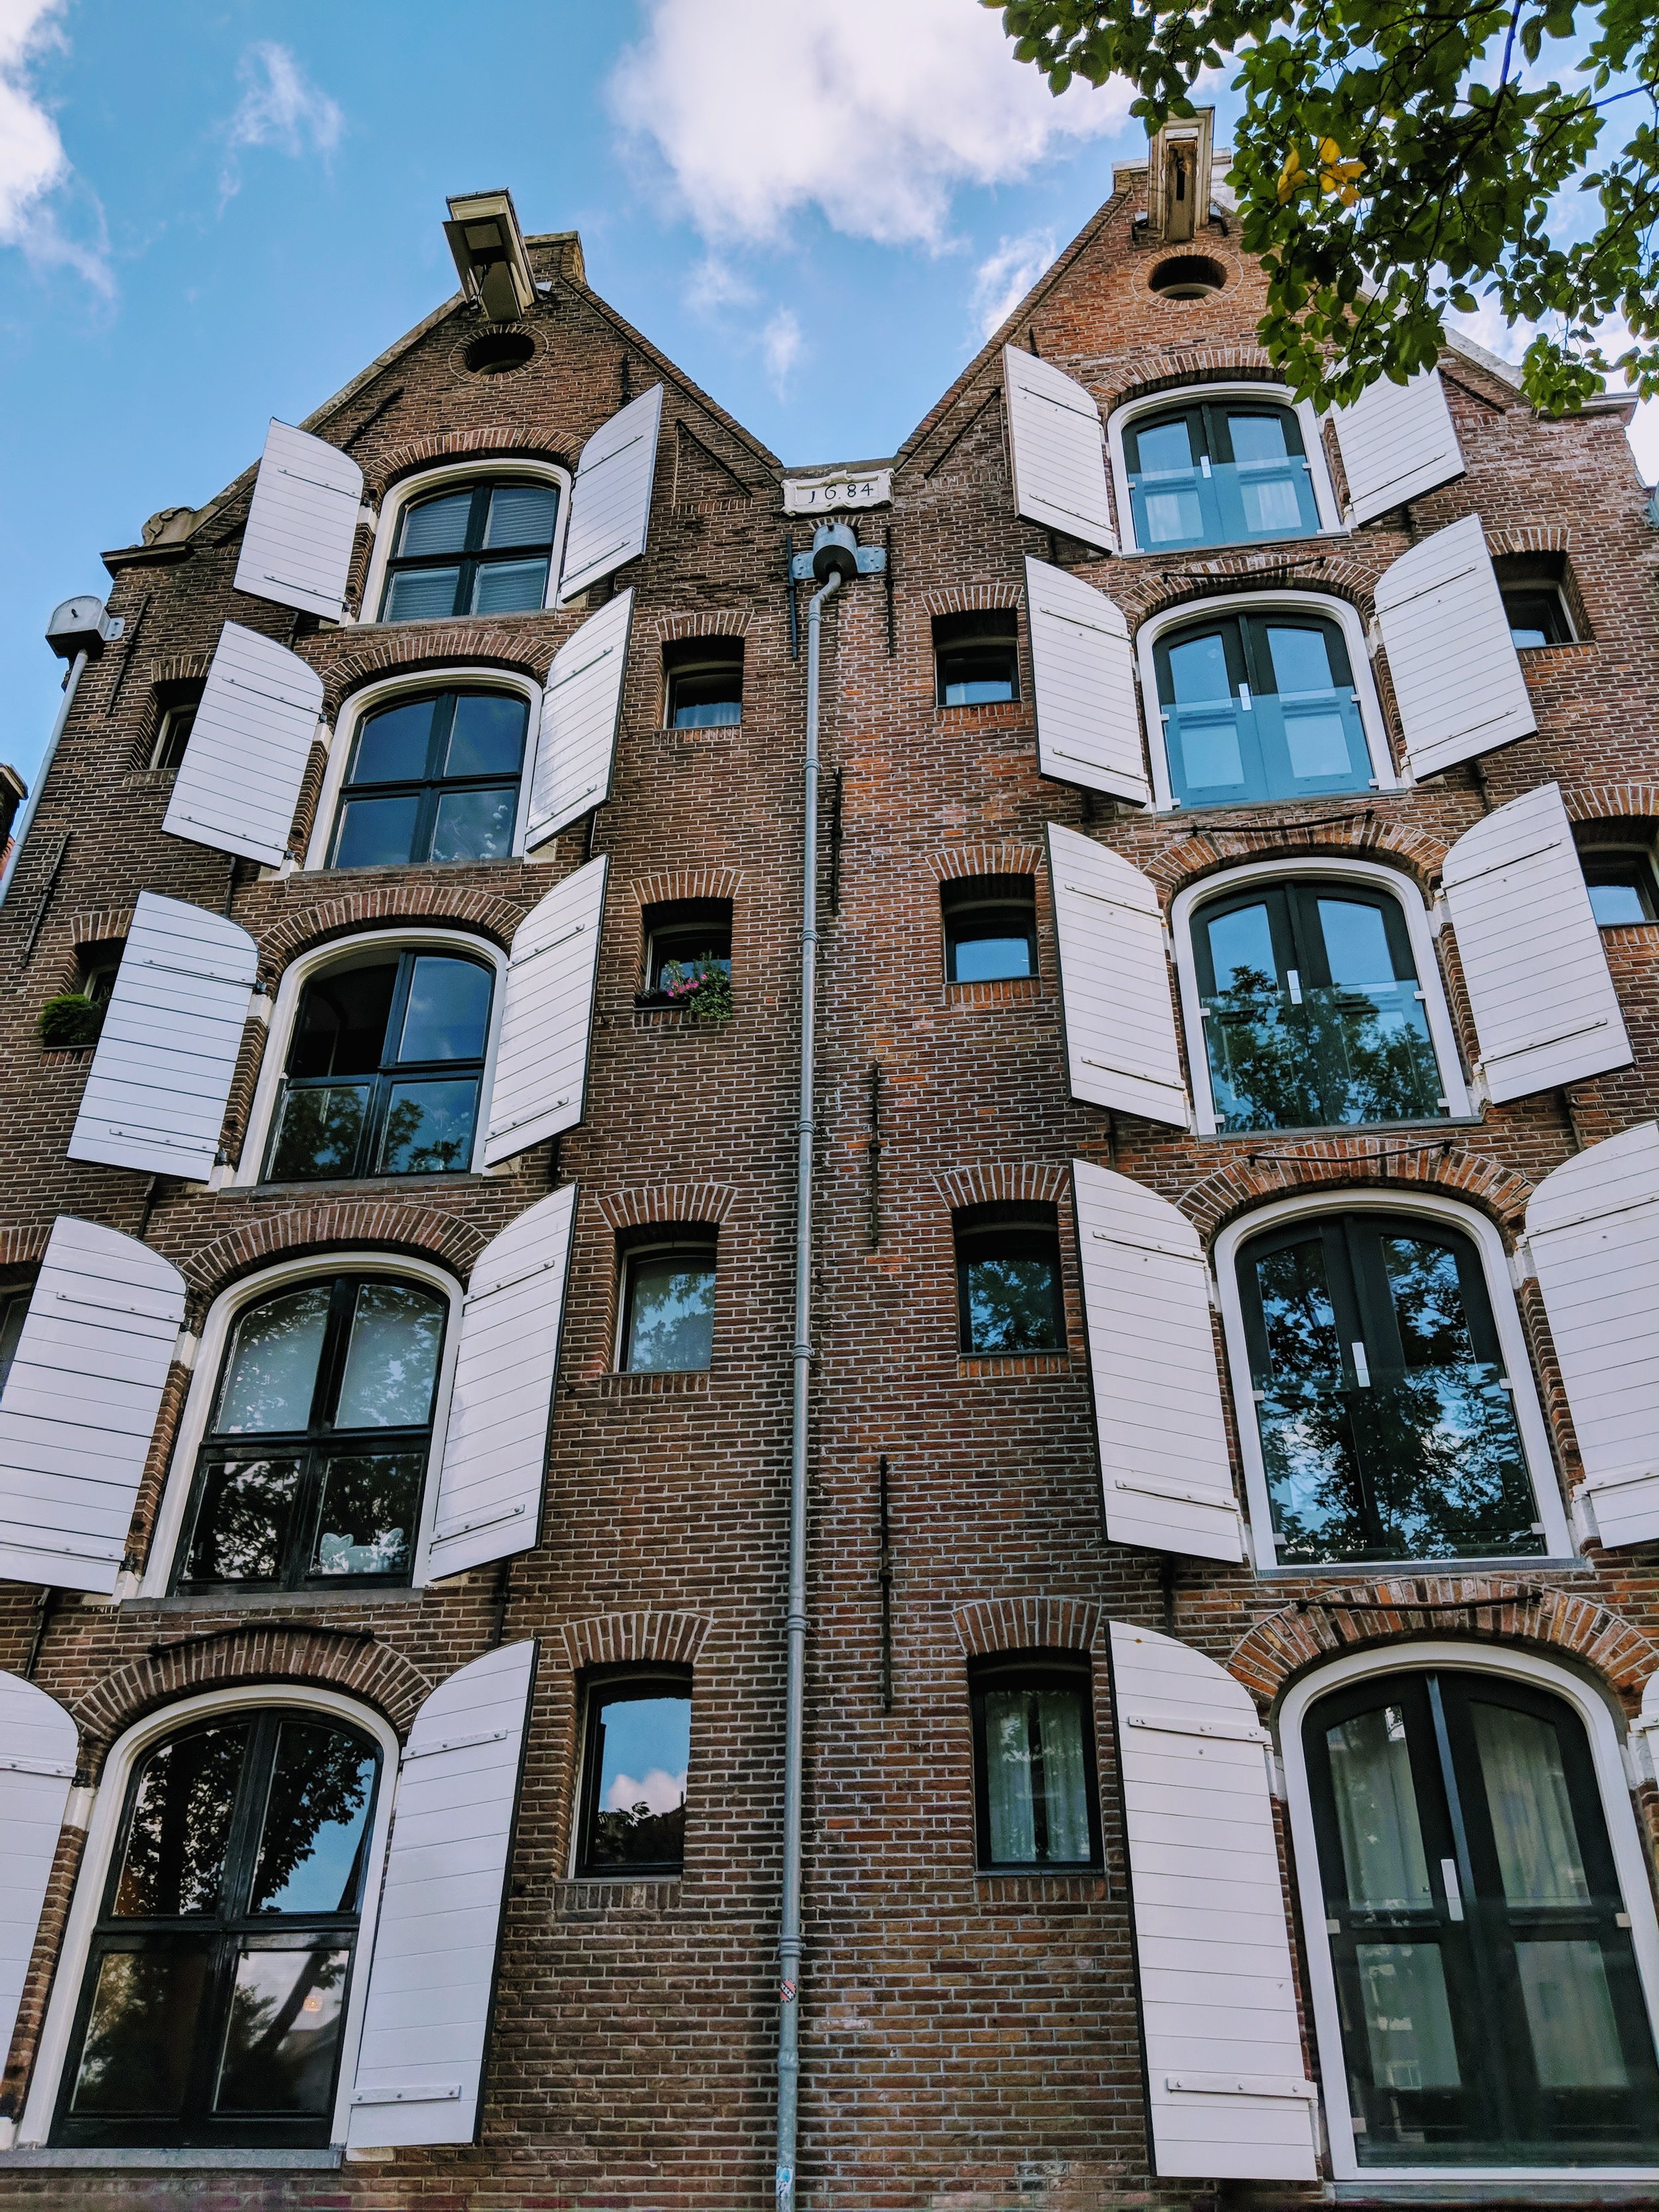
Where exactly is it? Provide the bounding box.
[626,868,744,911]
[1177,1138,1534,1245]
[934,1163,1071,1214]
[1484,526,1575,558]
[0,1224,52,1272]
[920,583,1023,618]
[1133,557,1376,627]
[653,611,755,642]
[558,1611,713,1673]
[66,908,135,950]
[595,1184,737,1233]
[1564,783,1659,830]
[926,844,1045,884]
[257,885,528,974]
[1143,812,1447,902]
[371,429,575,495]
[179,1202,487,1303]
[1093,347,1285,414]
[953,1596,1102,1658]
[323,631,551,718]
[146,653,210,688]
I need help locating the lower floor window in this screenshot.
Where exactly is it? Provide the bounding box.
[970,1654,1101,1870]
[617,1237,717,1372]
[954,1204,1066,1354]
[575,1672,691,1876]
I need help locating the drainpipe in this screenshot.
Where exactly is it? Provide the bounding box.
[0,595,122,910]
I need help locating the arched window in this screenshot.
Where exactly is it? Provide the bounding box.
[1154,605,1371,807]
[1303,1667,1659,2166]
[328,689,529,869]
[378,477,559,623]
[1124,396,1321,552]
[263,948,494,1183]
[52,1709,382,2149]
[176,1271,448,1591]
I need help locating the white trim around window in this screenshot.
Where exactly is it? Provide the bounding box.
[355,457,573,632]
[1106,381,1345,559]
[1212,1188,1573,1571]
[14,1682,399,2150]
[228,926,510,1191]
[1171,855,1473,1136]
[1278,1639,1659,2183]
[133,1248,465,1599]
[300,666,546,873]
[1134,588,1400,812]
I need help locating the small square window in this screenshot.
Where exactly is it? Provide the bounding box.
[639,899,732,1004]
[934,612,1019,707]
[575,1672,691,1877]
[664,640,743,729]
[1502,587,1575,648]
[954,1203,1065,1355]
[942,875,1037,984]
[618,1236,718,1372]
[1581,846,1659,927]
[970,1654,1102,1871]
[151,704,198,773]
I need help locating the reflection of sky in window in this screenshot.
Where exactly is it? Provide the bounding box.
[334,1284,443,1428]
[597,1696,689,1817]
[217,1288,330,1433]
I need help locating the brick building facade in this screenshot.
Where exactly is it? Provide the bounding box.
[0,144,1657,2209]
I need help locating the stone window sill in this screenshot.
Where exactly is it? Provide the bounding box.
[956,1353,1072,1378]
[945,976,1044,1005]
[0,2148,342,2170]
[974,1872,1108,1903]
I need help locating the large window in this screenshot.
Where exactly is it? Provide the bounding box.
[970,1654,1101,1871]
[1125,398,1321,553]
[264,949,493,1183]
[954,1204,1066,1355]
[1194,879,1444,1131]
[942,875,1037,984]
[1237,1210,1542,1566]
[616,1236,717,1372]
[53,1710,380,2149]
[1155,607,1370,808]
[328,690,528,869]
[378,478,559,623]
[177,1272,447,1591]
[574,1672,691,1877]
[1305,1669,1659,2166]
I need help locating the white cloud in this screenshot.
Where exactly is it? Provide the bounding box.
[608,0,1133,250]
[762,306,804,392]
[0,0,108,290]
[685,253,758,317]
[972,228,1058,338]
[220,41,343,202]
[605,1767,686,1817]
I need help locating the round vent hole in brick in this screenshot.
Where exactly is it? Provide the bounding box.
[1149,254,1227,299]
[465,331,536,376]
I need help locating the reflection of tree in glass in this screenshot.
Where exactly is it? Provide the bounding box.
[250,1725,376,1913]
[380,1096,465,1173]
[967,1257,1059,1351]
[312,1453,421,1577]
[1254,1240,1368,1559]
[271,1086,366,1178]
[71,1949,207,2112]
[586,1797,685,1869]
[115,1724,250,1917]
[1206,966,1440,1131]
[215,1287,329,1432]
[1206,967,1321,1130]
[185,1457,299,1582]
[216,1948,347,2114]
[334,1284,443,1428]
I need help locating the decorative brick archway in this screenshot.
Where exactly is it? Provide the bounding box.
[180,1201,488,1302]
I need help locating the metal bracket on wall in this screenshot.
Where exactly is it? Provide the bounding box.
[790,545,887,581]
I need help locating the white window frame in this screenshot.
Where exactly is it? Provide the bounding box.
[355,458,573,631]
[1279,1639,1659,2183]
[1106,381,1345,559]
[135,1248,465,1599]
[230,926,510,1191]
[1134,588,1399,812]
[1171,855,1473,1136]
[301,666,546,873]
[14,1681,399,2150]
[1212,1187,1573,1570]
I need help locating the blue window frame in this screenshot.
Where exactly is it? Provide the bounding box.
[1125,398,1321,553]
[1155,608,1372,808]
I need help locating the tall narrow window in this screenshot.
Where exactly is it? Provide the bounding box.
[575,1672,692,1876]
[970,1655,1100,1870]
[150,702,198,773]
[1193,880,1444,1130]
[942,875,1037,984]
[265,950,493,1183]
[934,612,1019,706]
[1306,1670,1659,2166]
[1155,609,1371,807]
[328,691,528,869]
[1125,400,1320,552]
[664,640,743,729]
[954,1204,1066,1355]
[617,1236,718,1372]
[53,1710,380,2149]
[378,479,559,623]
[1238,1210,1541,1565]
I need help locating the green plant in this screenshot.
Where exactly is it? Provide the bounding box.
[38,994,106,1051]
[683,969,733,1021]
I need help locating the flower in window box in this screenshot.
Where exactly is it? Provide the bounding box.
[38,992,106,1051]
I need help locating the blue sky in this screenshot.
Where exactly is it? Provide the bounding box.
[1,1,1652,788]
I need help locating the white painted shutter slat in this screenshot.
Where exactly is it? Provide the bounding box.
[1002,346,1116,552]
[1110,1622,1317,2181]
[0,1217,185,1594]
[233,419,364,621]
[1526,1123,1659,1546]
[67,893,258,1181]
[1441,782,1630,1101]
[524,590,633,847]
[1074,1161,1242,1562]
[346,1640,536,2148]
[1332,365,1465,524]
[1025,557,1147,802]
[1375,513,1535,776]
[425,1187,577,1578]
[555,385,664,607]
[162,621,323,866]
[0,1670,76,2072]
[1048,824,1188,1126]
[482,857,608,1166]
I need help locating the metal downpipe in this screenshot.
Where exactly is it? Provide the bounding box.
[0,648,88,909]
[776,565,841,2212]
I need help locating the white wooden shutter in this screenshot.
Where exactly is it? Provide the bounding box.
[424,1187,577,1580]
[482,856,608,1166]
[555,384,664,607]
[162,621,323,866]
[1025,557,1148,802]
[1526,1123,1659,1548]
[233,419,364,621]
[0,1670,76,2071]
[1074,1163,1242,1562]
[1332,365,1465,524]
[0,1217,185,1594]
[68,893,258,1182]
[1442,782,1630,1102]
[1109,1621,1317,2179]
[1375,514,1535,777]
[1047,824,1188,1126]
[346,1639,536,2149]
[1001,345,1117,552]
[524,590,633,848]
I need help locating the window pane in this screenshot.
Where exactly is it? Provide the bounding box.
[1589,879,1652,926]
[69,1947,211,2115]
[311,1453,423,1577]
[1265,625,1336,694]
[1227,411,1292,463]
[1515,1942,1629,2089]
[585,1692,689,1869]
[267,1082,370,1181]
[216,1286,332,1433]
[984,1686,1092,1864]
[1325,1704,1433,1911]
[624,1254,717,1371]
[113,1724,251,1917]
[348,700,435,785]
[482,482,559,548]
[1206,900,1277,989]
[964,1247,1063,1352]
[1470,1702,1590,1908]
[1135,417,1194,473]
[184,1457,301,1584]
[950,927,1033,982]
[1583,857,1656,926]
[1165,630,1244,789]
[1252,1236,1365,1558]
[377,1078,479,1174]
[1142,483,1205,545]
[384,566,463,623]
[1354,1943,1462,2090]
[445,693,528,776]
[289,964,397,1080]
[1307,899,1441,1126]
[431,785,518,863]
[396,490,472,557]
[334,1282,444,1429]
[669,668,744,727]
[649,925,731,994]
[470,556,549,614]
[396,956,493,1063]
[214,1947,350,2114]
[251,1722,377,1915]
[1167,631,1234,695]
[940,647,1017,705]
[332,795,423,869]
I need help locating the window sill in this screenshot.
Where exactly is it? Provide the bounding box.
[121,1584,433,1615]
[554,1876,682,1915]
[599,1368,711,1399]
[629,1003,735,1029]
[946,976,1043,1004]
[245,1171,490,1197]
[40,1047,94,1065]
[1114,524,1350,562]
[974,1871,1108,1903]
[0,2148,342,2170]
[956,1353,1072,1378]
[1194,1115,1482,1145]
[1252,1557,1580,1579]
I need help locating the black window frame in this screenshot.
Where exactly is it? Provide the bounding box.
[969,1651,1103,1873]
[934,611,1020,708]
[941,874,1039,985]
[1579,841,1659,928]
[326,688,530,871]
[953,1202,1067,1356]
[378,476,560,625]
[1154,605,1372,808]
[663,639,744,730]
[1502,585,1576,648]
[1124,396,1321,553]
[150,701,198,773]
[637,899,733,1003]
[573,1667,693,1879]
[615,1232,720,1374]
